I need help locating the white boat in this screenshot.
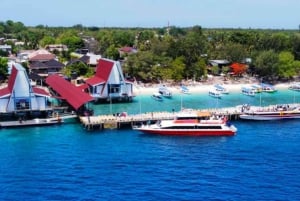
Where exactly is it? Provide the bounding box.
[240,104,300,120]
[260,83,276,93]
[214,84,229,94]
[151,93,163,101]
[180,85,190,94]
[209,89,222,98]
[288,82,300,91]
[251,84,262,93]
[158,85,172,98]
[241,86,255,96]
[133,110,237,136]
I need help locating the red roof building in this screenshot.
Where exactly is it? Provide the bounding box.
[84,58,134,102]
[46,74,94,110]
[0,63,51,113]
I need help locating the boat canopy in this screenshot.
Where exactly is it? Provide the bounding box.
[197,111,211,117]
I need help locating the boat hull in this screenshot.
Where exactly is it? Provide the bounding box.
[240,112,300,120]
[134,127,236,136]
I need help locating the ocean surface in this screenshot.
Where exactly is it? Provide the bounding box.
[1,89,300,201]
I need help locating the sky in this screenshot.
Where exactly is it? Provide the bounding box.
[1,0,300,29]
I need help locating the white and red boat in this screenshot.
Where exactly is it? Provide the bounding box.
[133,110,237,136]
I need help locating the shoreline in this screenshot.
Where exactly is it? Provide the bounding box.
[133,82,290,95]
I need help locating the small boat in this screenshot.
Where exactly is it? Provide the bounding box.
[158,85,172,98]
[240,104,300,120]
[251,84,262,93]
[180,85,190,94]
[209,89,222,98]
[241,86,255,96]
[214,84,229,94]
[260,83,276,93]
[133,110,237,136]
[151,93,163,101]
[288,82,300,91]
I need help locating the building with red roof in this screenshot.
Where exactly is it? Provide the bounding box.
[84,58,134,102]
[46,74,94,112]
[0,63,52,118]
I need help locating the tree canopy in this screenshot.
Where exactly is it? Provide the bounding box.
[2,20,300,83]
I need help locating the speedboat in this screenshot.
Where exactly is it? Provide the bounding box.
[288,82,300,91]
[241,86,255,96]
[133,110,237,136]
[240,104,300,120]
[251,84,262,93]
[151,93,163,101]
[180,85,190,94]
[214,84,229,94]
[158,85,172,98]
[209,89,222,98]
[260,83,276,93]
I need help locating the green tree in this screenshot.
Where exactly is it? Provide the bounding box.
[105,45,120,60]
[171,57,185,81]
[56,31,84,52]
[254,50,279,78]
[277,51,297,79]
[64,62,93,77]
[39,35,56,47]
[0,57,8,80]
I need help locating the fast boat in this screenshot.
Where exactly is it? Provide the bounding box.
[151,93,163,101]
[240,104,300,120]
[288,82,300,91]
[214,84,229,94]
[158,85,172,98]
[209,89,222,98]
[180,85,190,94]
[133,110,237,136]
[260,83,276,93]
[251,84,262,93]
[241,86,255,96]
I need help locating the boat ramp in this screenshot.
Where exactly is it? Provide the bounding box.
[79,106,243,130]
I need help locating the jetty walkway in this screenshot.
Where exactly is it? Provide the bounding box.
[79,106,243,130]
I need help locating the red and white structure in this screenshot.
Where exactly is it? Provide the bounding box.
[0,63,51,114]
[84,58,134,102]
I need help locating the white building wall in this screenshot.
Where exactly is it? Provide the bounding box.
[14,71,30,97]
[6,98,15,112]
[30,96,39,110]
[0,99,8,112]
[35,97,46,110]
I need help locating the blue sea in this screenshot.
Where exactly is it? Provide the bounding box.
[1,89,300,201]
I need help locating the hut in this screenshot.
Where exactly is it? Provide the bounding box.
[84,58,134,102]
[0,63,52,120]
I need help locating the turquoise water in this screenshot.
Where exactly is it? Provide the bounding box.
[1,89,300,200]
[92,89,300,115]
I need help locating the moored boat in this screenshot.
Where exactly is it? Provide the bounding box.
[151,92,163,101]
[251,84,262,93]
[158,85,172,98]
[214,84,229,94]
[241,86,255,96]
[288,82,300,91]
[209,89,222,98]
[180,85,190,94]
[240,104,300,120]
[133,110,237,136]
[260,83,276,93]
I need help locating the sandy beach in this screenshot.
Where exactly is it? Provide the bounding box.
[133,80,290,95]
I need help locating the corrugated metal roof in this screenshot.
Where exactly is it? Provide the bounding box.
[85,76,105,86]
[46,74,94,110]
[95,58,114,81]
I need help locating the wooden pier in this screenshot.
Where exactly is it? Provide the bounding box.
[79,106,243,131]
